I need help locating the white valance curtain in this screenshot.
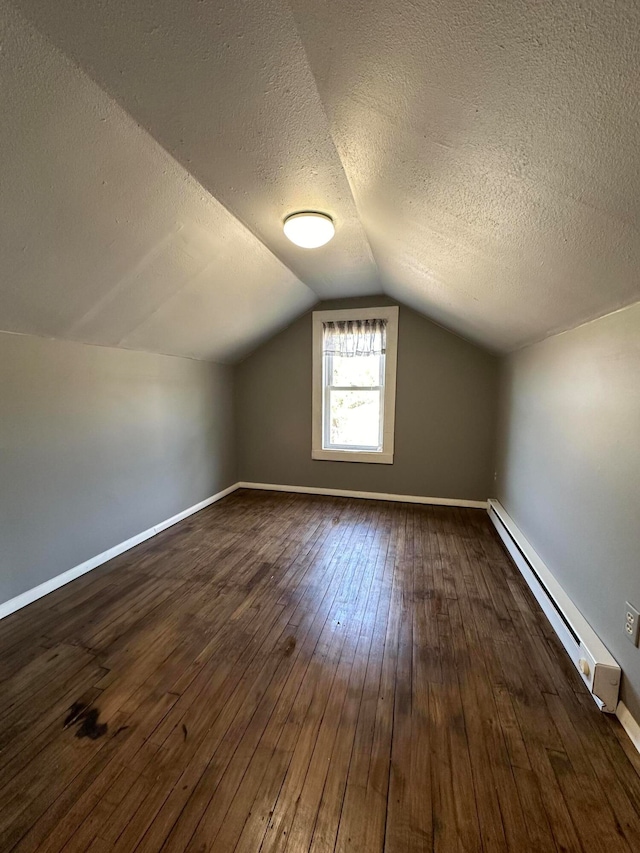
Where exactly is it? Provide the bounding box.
[322,318,387,357]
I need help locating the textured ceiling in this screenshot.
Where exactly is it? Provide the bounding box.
[0,1,317,363]
[2,0,639,360]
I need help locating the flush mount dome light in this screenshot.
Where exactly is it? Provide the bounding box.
[283,212,335,248]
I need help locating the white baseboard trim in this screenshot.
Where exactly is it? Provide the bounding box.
[0,481,483,623]
[0,482,240,622]
[237,482,487,509]
[488,499,621,714]
[616,701,640,755]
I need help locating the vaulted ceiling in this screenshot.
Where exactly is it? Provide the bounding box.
[2,0,639,361]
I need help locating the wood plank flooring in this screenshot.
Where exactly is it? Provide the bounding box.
[1,489,640,852]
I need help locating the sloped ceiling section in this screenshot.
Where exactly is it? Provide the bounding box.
[3,0,640,360]
[0,1,318,363]
[287,0,640,349]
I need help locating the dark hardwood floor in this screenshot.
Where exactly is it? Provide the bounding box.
[1,489,640,852]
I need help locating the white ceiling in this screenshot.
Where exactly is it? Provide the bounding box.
[2,0,639,360]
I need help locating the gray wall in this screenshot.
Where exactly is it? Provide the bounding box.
[0,332,236,606]
[235,297,499,501]
[496,302,640,717]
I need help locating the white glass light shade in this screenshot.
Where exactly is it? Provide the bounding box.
[283,212,335,248]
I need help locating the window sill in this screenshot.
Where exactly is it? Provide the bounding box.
[312,449,394,465]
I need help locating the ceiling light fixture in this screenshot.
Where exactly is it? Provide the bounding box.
[283,212,335,248]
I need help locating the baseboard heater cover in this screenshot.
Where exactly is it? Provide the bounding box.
[488,499,620,713]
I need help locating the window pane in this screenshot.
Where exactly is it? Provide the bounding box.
[330,353,382,388]
[328,390,381,448]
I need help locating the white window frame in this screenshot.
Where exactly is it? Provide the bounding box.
[312,306,398,464]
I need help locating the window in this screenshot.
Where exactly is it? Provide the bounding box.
[312,306,398,464]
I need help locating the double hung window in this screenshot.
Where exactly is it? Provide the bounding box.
[312,307,398,464]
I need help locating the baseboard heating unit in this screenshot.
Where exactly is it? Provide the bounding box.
[488,499,621,713]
